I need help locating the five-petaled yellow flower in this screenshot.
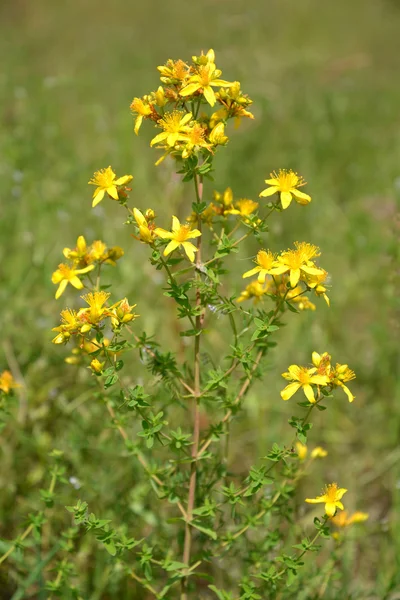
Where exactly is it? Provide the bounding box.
[281,364,329,403]
[259,169,311,210]
[180,50,232,107]
[305,483,347,517]
[151,111,192,148]
[155,216,201,262]
[242,250,280,283]
[274,242,325,288]
[88,166,133,208]
[52,263,95,299]
[0,370,20,394]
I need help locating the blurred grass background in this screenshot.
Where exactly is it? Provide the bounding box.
[1,0,399,596]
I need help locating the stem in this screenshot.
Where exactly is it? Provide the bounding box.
[0,524,34,566]
[181,175,203,599]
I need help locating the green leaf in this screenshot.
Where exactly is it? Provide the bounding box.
[190,522,217,540]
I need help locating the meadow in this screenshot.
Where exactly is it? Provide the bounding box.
[0,0,399,597]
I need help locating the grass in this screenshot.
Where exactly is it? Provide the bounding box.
[0,0,399,597]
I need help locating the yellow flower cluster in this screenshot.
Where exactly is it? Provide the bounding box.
[51,236,124,299]
[239,243,330,308]
[281,351,356,403]
[52,292,138,345]
[130,49,254,164]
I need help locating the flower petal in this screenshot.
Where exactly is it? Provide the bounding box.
[203,85,216,107]
[107,185,119,200]
[303,384,315,403]
[280,382,301,401]
[69,276,84,290]
[154,228,173,239]
[92,189,105,207]
[55,279,68,299]
[180,82,202,97]
[292,189,311,204]
[182,241,197,262]
[150,132,168,147]
[188,228,201,239]
[341,384,355,403]
[164,240,180,256]
[325,502,337,517]
[280,191,292,209]
[290,268,301,288]
[259,186,279,198]
[242,266,261,279]
[171,216,181,232]
[115,175,133,186]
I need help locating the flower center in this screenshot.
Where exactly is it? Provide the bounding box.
[174,225,191,242]
[325,483,339,501]
[257,250,274,270]
[159,111,186,133]
[272,169,303,191]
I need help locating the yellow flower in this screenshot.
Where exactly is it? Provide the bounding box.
[79,291,111,326]
[234,199,259,217]
[311,351,332,376]
[306,270,330,306]
[52,309,84,344]
[90,358,105,374]
[157,59,190,84]
[180,59,232,107]
[0,370,20,394]
[331,510,368,528]
[215,82,255,127]
[274,242,325,288]
[296,441,308,460]
[133,208,157,244]
[259,169,311,209]
[89,166,133,208]
[242,250,280,284]
[150,111,192,148]
[63,235,88,262]
[155,216,201,262]
[305,483,347,517]
[237,280,268,304]
[88,240,108,262]
[311,447,328,459]
[331,364,356,403]
[51,263,95,299]
[213,187,235,214]
[108,298,138,329]
[130,97,153,135]
[281,364,330,403]
[181,123,212,158]
[209,122,228,146]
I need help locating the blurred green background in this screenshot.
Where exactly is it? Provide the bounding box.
[1,0,399,597]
